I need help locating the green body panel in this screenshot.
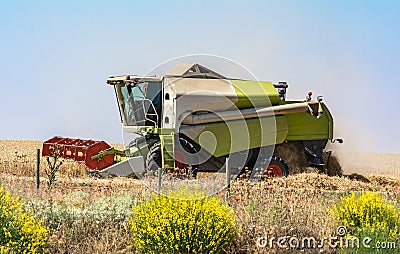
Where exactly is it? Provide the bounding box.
[283,102,333,141]
[188,102,332,157]
[194,116,288,157]
[135,103,332,165]
[230,80,280,108]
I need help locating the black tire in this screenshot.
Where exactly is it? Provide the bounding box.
[175,136,199,177]
[145,137,199,177]
[264,156,289,177]
[236,148,260,177]
[146,141,162,175]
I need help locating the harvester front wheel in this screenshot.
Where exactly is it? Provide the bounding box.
[146,141,162,175]
[145,138,199,177]
[263,156,289,178]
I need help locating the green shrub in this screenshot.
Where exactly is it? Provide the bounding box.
[0,187,48,253]
[26,193,135,252]
[130,189,237,253]
[28,192,135,231]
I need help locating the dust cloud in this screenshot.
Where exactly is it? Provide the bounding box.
[328,116,400,177]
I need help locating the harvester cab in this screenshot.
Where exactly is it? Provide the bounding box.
[43,63,341,178]
[110,76,163,128]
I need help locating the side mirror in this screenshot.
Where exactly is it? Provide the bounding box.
[332,138,343,144]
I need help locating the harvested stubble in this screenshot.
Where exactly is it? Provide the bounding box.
[1,140,400,253]
[2,172,400,253]
[225,173,400,253]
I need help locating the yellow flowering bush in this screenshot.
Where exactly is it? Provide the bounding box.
[331,191,399,253]
[130,189,237,253]
[0,187,48,253]
[332,191,399,231]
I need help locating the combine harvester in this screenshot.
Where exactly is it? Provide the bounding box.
[43,64,342,178]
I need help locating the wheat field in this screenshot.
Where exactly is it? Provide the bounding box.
[1,140,400,253]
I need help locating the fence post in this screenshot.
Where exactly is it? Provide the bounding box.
[226,157,230,189]
[36,148,40,189]
[157,167,162,196]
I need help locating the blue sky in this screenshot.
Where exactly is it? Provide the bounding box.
[0,0,399,153]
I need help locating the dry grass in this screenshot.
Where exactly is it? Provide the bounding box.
[0,140,88,178]
[225,173,400,253]
[0,140,145,253]
[0,140,125,178]
[1,140,400,253]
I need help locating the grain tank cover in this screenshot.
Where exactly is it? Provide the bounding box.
[165,64,282,114]
[165,63,227,79]
[231,80,281,107]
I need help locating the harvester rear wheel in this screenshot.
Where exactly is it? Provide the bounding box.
[263,156,289,178]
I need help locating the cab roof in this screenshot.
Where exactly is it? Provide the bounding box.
[107,63,226,85]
